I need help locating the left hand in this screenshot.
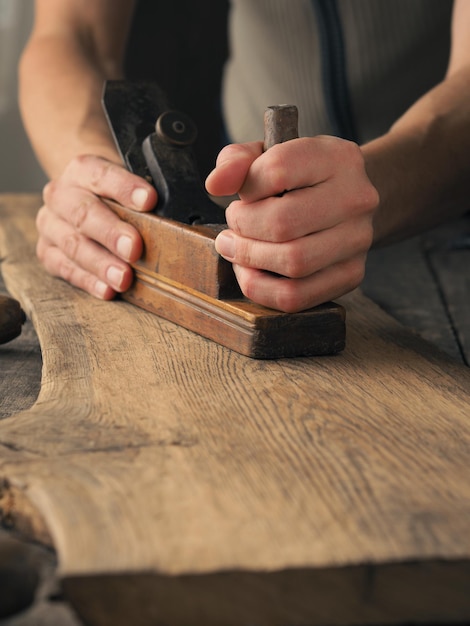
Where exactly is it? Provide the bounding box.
[36,155,157,300]
[206,136,379,312]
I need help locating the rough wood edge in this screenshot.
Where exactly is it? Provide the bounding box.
[0,478,53,548]
[63,560,470,626]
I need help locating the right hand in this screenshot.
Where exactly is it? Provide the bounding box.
[36,155,157,299]
[207,137,377,312]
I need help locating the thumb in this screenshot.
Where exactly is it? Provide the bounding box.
[205,141,263,197]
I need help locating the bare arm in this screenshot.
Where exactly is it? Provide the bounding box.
[365,0,470,245]
[207,0,470,312]
[19,0,157,299]
[19,0,134,174]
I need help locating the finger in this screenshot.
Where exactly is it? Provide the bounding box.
[238,136,365,203]
[215,215,373,278]
[224,185,344,243]
[36,238,117,300]
[61,155,157,211]
[205,142,263,197]
[232,254,367,313]
[41,186,143,263]
[36,209,134,294]
[224,177,378,243]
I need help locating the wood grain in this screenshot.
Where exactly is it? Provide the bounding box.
[0,194,470,626]
[363,218,470,366]
[427,241,470,365]
[363,237,463,362]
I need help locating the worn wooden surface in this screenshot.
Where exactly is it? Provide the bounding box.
[363,217,470,366]
[0,194,470,626]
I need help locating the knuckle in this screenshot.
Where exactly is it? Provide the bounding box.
[282,245,307,279]
[225,201,243,234]
[70,153,92,171]
[89,158,114,188]
[339,138,362,164]
[345,139,363,163]
[355,182,380,215]
[42,180,55,203]
[35,205,48,230]
[237,270,257,302]
[235,239,251,266]
[72,154,88,167]
[40,245,63,278]
[317,135,363,170]
[346,257,366,289]
[58,257,75,283]
[62,232,81,259]
[349,218,374,255]
[265,147,290,193]
[71,198,92,231]
[319,135,353,159]
[269,196,304,242]
[269,212,291,243]
[226,142,261,165]
[217,143,242,163]
[68,154,119,190]
[65,154,89,179]
[274,281,303,313]
[58,256,101,297]
[334,139,365,174]
[239,239,269,271]
[365,183,380,211]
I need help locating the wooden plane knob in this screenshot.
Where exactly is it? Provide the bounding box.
[264,104,299,151]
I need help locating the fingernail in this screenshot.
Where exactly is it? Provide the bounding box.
[117,235,133,260]
[215,231,235,260]
[131,187,149,209]
[95,280,109,299]
[106,266,125,290]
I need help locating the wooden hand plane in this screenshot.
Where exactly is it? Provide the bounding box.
[102,81,345,358]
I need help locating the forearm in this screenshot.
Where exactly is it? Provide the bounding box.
[364,67,470,247]
[19,34,122,179]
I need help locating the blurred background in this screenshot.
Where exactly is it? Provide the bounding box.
[0,0,46,192]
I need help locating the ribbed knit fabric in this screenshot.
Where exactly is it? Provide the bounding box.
[312,0,359,142]
[223,0,453,144]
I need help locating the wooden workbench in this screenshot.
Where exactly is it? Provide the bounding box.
[1,194,469,626]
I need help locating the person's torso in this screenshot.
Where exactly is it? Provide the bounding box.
[223,0,453,143]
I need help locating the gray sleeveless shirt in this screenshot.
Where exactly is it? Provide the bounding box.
[223,0,453,144]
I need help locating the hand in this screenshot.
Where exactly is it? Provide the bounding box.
[206,137,379,312]
[36,155,157,299]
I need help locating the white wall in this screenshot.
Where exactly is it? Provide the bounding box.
[0,0,47,192]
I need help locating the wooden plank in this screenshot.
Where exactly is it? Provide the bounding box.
[363,236,463,363]
[0,194,470,626]
[363,215,470,366]
[430,246,470,364]
[424,218,470,365]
